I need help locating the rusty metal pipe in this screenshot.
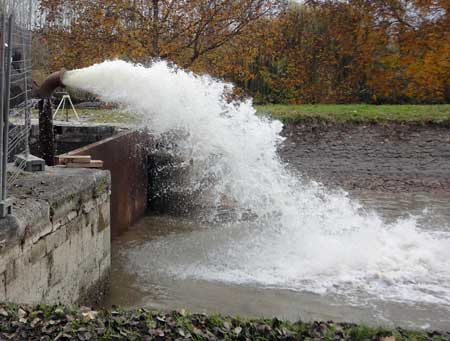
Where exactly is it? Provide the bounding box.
[35,69,67,166]
[35,69,67,98]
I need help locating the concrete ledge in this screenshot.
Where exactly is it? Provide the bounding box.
[0,166,111,305]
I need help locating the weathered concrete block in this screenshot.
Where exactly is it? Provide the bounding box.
[7,258,49,302]
[98,201,110,232]
[45,225,67,253]
[0,272,6,299]
[47,249,65,288]
[98,254,110,282]
[0,167,111,305]
[14,154,45,172]
[29,238,48,265]
[4,259,16,286]
[0,245,21,274]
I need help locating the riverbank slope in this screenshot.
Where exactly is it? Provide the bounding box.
[0,304,447,340]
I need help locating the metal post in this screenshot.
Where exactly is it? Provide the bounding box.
[38,98,55,166]
[26,0,32,159]
[0,14,5,215]
[23,28,30,158]
[0,14,13,217]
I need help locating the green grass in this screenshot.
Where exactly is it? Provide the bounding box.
[37,104,450,125]
[256,104,450,124]
[77,109,140,124]
[31,108,139,124]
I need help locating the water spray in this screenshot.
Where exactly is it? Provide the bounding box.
[61,60,450,307]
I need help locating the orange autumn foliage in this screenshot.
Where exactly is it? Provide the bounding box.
[37,0,450,104]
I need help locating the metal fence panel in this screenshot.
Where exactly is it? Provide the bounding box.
[1,0,36,218]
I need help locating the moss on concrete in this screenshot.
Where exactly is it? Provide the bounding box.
[94,174,110,198]
[97,210,108,232]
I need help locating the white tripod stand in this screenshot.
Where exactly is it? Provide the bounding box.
[53,93,80,121]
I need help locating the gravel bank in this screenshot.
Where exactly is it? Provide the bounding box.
[281,121,450,192]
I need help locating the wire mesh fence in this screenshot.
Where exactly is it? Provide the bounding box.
[1,0,34,217]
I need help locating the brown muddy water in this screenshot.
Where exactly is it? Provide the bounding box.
[107,193,450,330]
[106,127,450,331]
[106,193,450,331]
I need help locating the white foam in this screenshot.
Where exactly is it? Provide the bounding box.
[65,60,450,307]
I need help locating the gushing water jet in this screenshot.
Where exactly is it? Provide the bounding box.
[60,60,450,309]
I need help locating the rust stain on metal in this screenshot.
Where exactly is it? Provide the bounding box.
[34,69,66,98]
[64,130,153,236]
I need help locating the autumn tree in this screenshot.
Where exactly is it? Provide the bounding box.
[202,2,367,103]
[35,0,450,104]
[231,0,450,103]
[37,0,281,69]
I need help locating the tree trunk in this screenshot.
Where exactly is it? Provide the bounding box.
[152,0,160,57]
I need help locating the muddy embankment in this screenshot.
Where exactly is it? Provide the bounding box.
[280,120,450,193]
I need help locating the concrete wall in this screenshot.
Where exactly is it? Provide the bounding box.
[8,121,120,160]
[33,122,120,156]
[0,167,111,305]
[65,130,152,236]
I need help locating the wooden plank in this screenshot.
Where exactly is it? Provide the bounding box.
[66,160,104,169]
[58,155,92,160]
[89,160,104,166]
[57,155,92,164]
[66,164,103,169]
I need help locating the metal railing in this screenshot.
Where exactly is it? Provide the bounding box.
[1,0,36,218]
